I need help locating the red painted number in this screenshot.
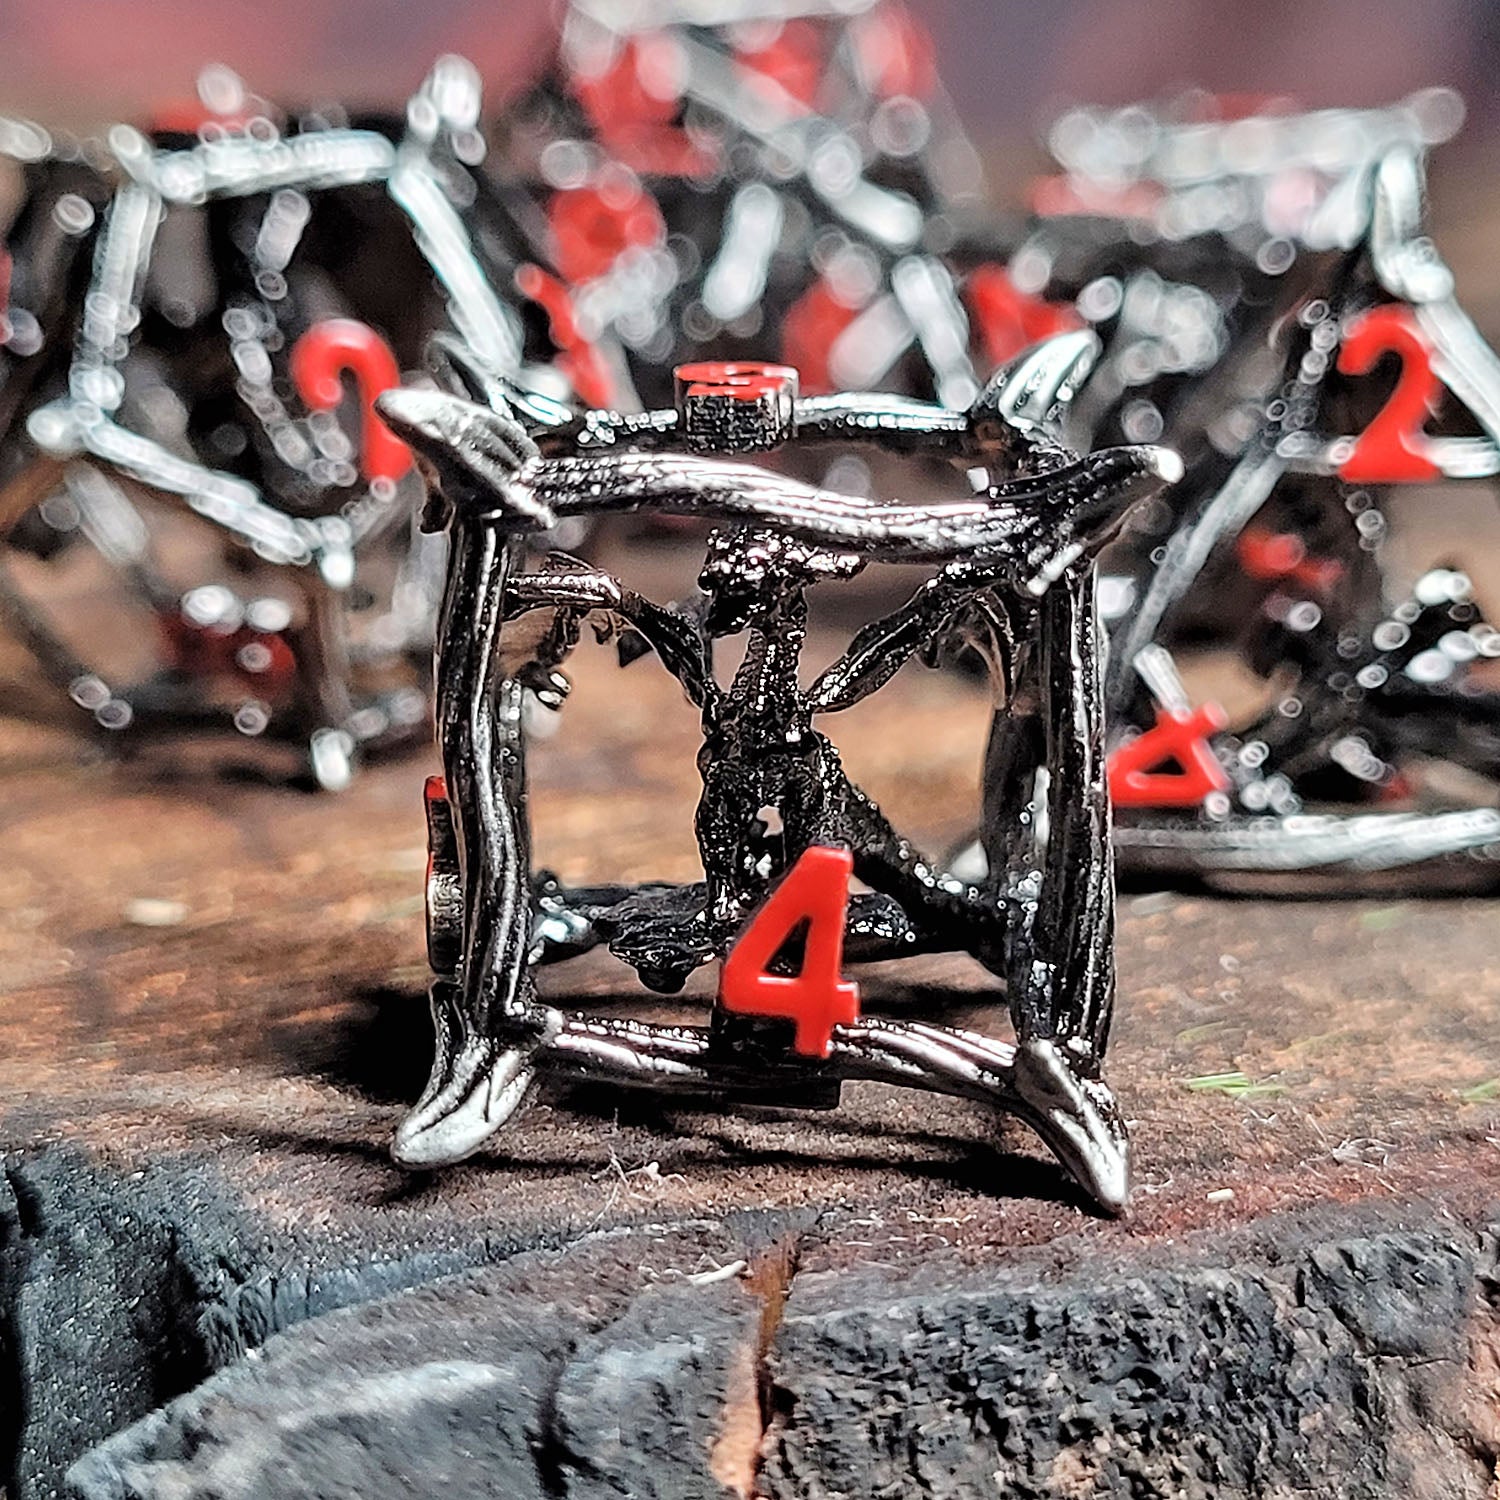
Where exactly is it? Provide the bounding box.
[718,846,861,1059]
[850,2,937,99]
[424,773,448,889]
[516,264,618,410]
[1336,305,1441,484]
[571,34,712,178]
[159,611,297,694]
[966,264,1082,368]
[675,361,798,403]
[546,178,664,287]
[289,318,412,484]
[781,280,860,394]
[734,20,826,108]
[1108,703,1231,808]
[1236,526,1343,596]
[573,34,678,135]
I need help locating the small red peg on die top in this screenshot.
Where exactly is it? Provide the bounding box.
[675,361,799,451]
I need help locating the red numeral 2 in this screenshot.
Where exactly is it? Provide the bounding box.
[290,318,412,484]
[1108,703,1230,808]
[719,845,860,1058]
[1336,305,1441,484]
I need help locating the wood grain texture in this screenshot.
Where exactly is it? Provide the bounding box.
[2,596,1500,1497]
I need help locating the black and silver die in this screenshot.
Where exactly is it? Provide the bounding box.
[378,331,1180,1213]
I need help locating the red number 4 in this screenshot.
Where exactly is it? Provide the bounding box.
[719,846,860,1058]
[1108,702,1230,808]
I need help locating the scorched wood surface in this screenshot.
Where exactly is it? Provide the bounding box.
[1,598,1499,1499]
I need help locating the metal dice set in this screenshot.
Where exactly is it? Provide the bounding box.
[495,0,1005,410]
[0,1,1003,783]
[5,17,1500,1208]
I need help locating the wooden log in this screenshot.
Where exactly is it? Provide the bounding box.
[60,1216,1500,1500]
[2,617,1499,1497]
